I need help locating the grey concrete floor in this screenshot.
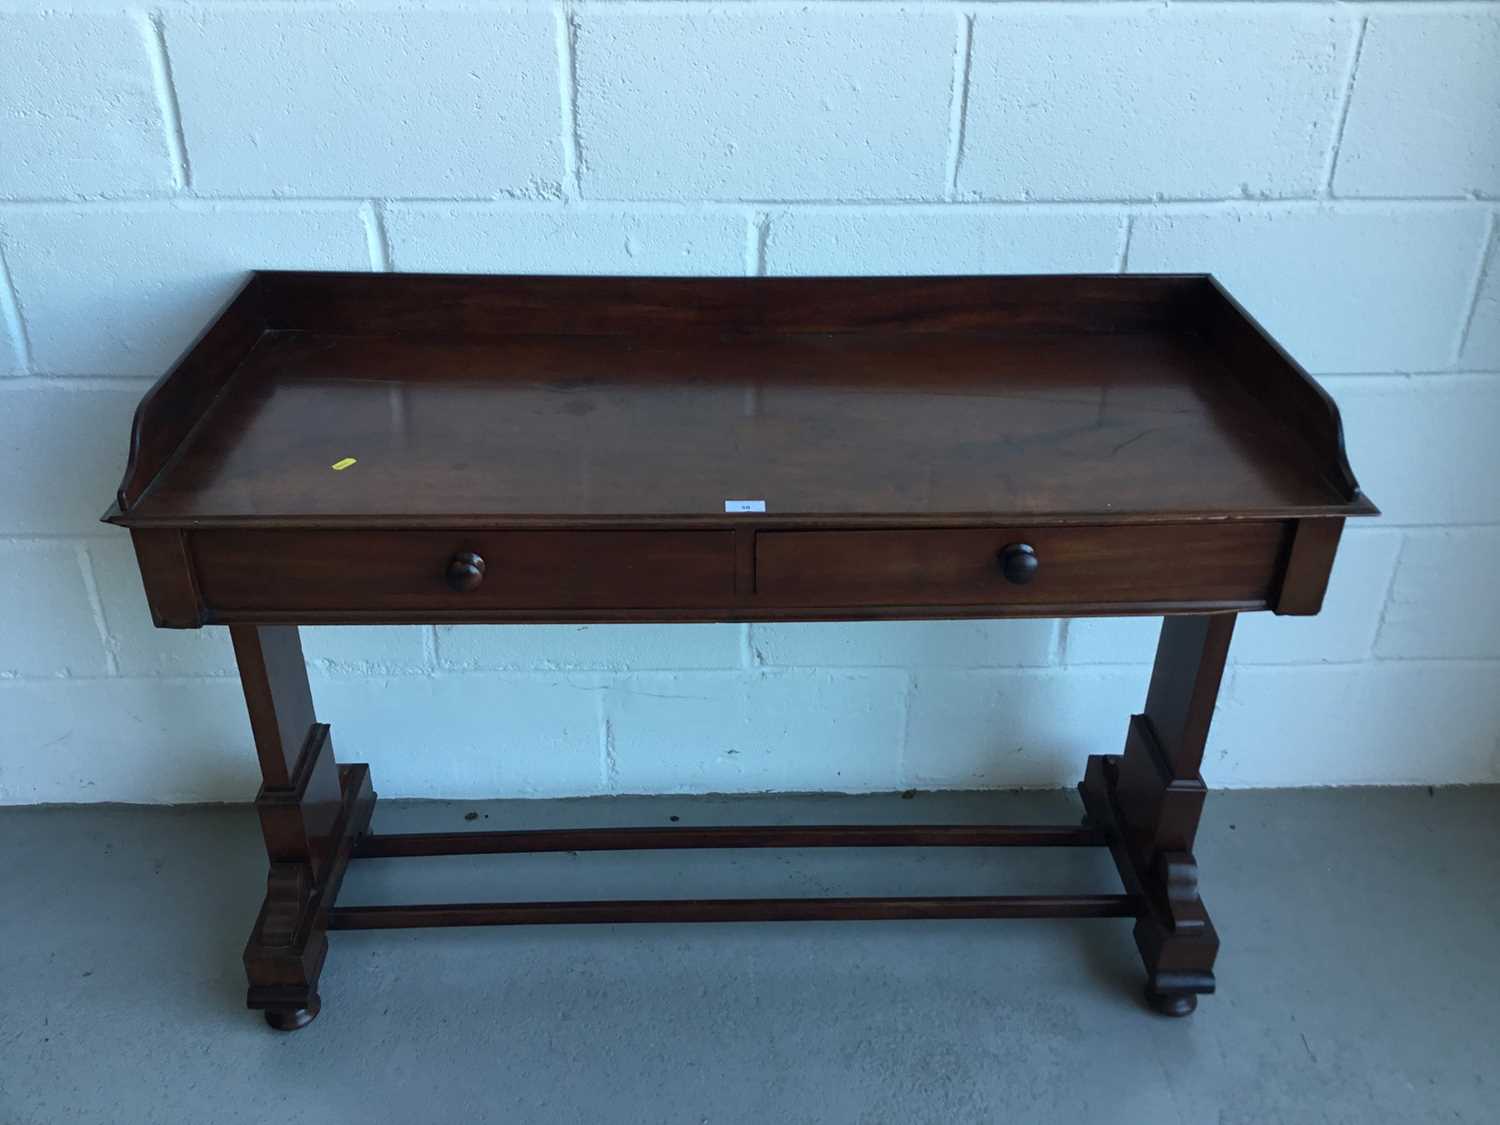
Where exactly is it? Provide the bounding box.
[1,787,1496,1125]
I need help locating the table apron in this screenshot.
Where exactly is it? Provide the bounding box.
[129,517,1344,627]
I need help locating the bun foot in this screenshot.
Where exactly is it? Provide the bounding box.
[264,993,321,1031]
[1145,988,1197,1018]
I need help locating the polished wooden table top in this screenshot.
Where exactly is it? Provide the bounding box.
[122,329,1351,527]
[108,272,1372,531]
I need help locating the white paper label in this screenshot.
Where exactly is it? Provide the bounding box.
[724,499,766,513]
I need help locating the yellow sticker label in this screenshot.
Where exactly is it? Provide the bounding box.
[330,457,357,471]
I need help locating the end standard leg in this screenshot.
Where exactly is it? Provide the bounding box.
[232,625,374,1031]
[1081,614,1234,1017]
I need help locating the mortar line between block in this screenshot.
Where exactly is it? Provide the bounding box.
[897,671,915,788]
[6,655,1500,693]
[1116,214,1135,273]
[0,240,33,373]
[943,12,976,201]
[602,712,618,790]
[143,11,192,192]
[3,196,1495,214]
[555,5,584,201]
[1454,210,1497,364]
[747,212,770,276]
[361,201,393,271]
[0,377,159,394]
[1368,531,1410,659]
[1321,15,1368,198]
[74,541,120,677]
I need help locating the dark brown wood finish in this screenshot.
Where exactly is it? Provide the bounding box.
[127,529,202,628]
[231,625,319,788]
[354,822,1105,857]
[1274,517,1346,615]
[329,895,1139,930]
[231,624,374,1029]
[112,327,1363,529]
[1199,279,1369,504]
[102,273,1377,1029]
[253,271,1202,338]
[116,276,266,510]
[756,523,1288,609]
[179,522,1290,622]
[1081,613,1236,1016]
[195,529,737,612]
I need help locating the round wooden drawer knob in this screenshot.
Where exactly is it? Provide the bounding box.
[446,551,486,592]
[998,543,1038,585]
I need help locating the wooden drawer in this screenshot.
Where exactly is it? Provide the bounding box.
[192,530,736,613]
[755,524,1289,610]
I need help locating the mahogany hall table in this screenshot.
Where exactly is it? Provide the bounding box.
[104,272,1376,1029]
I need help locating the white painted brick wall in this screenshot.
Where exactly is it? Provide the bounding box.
[0,0,1496,805]
[574,8,956,201]
[384,204,747,274]
[1066,530,1407,669]
[2,677,256,803]
[750,620,1056,670]
[436,623,743,673]
[0,11,173,199]
[905,669,1153,789]
[763,209,1125,274]
[1329,375,1500,526]
[958,8,1356,201]
[1,204,370,375]
[1375,530,1500,661]
[0,294,20,374]
[0,385,145,533]
[315,675,607,799]
[604,671,908,794]
[164,8,564,198]
[1461,228,1500,368]
[1128,208,1488,373]
[0,541,110,677]
[1333,12,1500,198]
[1212,663,1500,787]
